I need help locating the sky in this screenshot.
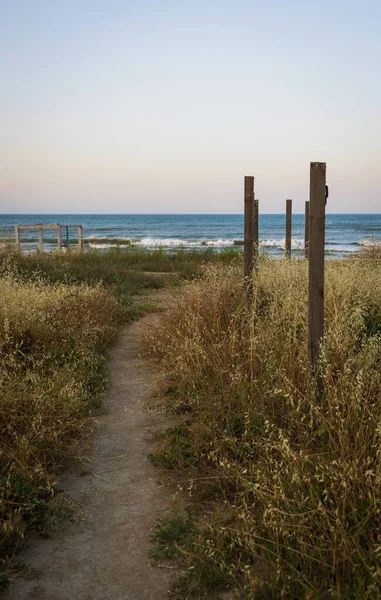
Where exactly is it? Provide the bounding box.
[0,0,380,214]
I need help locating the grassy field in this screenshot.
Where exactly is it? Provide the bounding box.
[0,245,239,311]
[143,255,381,599]
[0,245,238,582]
[2,245,380,597]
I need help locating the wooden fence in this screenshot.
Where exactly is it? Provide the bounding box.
[15,224,83,252]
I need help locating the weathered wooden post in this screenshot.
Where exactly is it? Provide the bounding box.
[244,176,255,283]
[78,226,83,252]
[38,226,44,252]
[253,199,259,268]
[15,226,20,248]
[57,225,61,250]
[304,201,310,258]
[308,162,326,385]
[285,199,292,258]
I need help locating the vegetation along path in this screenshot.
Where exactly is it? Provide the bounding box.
[5,319,173,600]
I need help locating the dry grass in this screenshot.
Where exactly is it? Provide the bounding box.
[0,270,122,567]
[359,242,381,260]
[0,244,237,574]
[143,256,381,599]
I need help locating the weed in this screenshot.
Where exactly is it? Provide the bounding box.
[151,510,195,562]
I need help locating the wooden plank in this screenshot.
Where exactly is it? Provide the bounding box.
[57,225,61,249]
[308,162,326,379]
[244,176,255,281]
[16,224,82,229]
[15,226,20,248]
[78,226,83,252]
[285,199,292,258]
[38,227,44,252]
[253,199,259,268]
[16,223,59,229]
[304,200,310,258]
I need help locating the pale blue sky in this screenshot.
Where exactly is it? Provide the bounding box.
[1,0,380,213]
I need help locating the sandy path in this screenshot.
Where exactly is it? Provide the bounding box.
[4,321,172,600]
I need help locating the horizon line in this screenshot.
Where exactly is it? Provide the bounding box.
[1,212,381,216]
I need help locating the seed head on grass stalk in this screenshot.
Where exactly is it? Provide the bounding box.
[143,257,381,598]
[0,271,122,565]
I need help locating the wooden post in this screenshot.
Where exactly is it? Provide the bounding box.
[244,176,255,282]
[78,226,83,252]
[308,162,326,381]
[285,199,292,258]
[38,227,44,252]
[15,226,20,248]
[304,201,310,258]
[253,199,259,268]
[57,225,61,250]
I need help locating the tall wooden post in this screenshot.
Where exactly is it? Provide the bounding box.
[38,227,44,252]
[253,199,259,268]
[57,225,61,250]
[285,199,292,258]
[308,162,326,381]
[304,201,310,258]
[15,226,20,248]
[78,226,83,252]
[244,176,255,282]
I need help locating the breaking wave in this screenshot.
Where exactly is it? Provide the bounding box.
[86,237,305,249]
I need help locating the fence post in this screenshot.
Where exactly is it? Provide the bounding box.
[78,226,83,252]
[304,201,310,258]
[253,199,259,269]
[244,176,255,283]
[285,199,292,258]
[57,225,61,250]
[38,227,44,252]
[15,226,20,248]
[308,162,326,384]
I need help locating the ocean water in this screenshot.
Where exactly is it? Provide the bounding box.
[1,214,380,257]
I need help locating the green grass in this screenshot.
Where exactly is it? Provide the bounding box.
[150,510,195,562]
[150,509,234,598]
[0,246,241,310]
[143,255,381,599]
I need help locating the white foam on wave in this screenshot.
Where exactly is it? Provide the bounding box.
[136,237,235,247]
[205,239,235,247]
[137,238,196,247]
[359,239,381,247]
[85,236,132,243]
[260,238,304,249]
[88,237,306,249]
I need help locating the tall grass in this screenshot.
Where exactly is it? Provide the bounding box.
[0,245,240,280]
[0,264,123,572]
[143,257,381,598]
[0,244,239,574]
[0,246,240,314]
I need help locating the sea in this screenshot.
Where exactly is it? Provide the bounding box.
[1,214,381,257]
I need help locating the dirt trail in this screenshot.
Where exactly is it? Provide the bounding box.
[5,319,173,600]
